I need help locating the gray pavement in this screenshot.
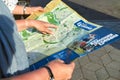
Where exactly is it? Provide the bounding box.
[72,44,120,80]
[68,0,120,19]
[29,0,120,80]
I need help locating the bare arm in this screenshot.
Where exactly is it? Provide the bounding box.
[1,59,75,80]
[2,68,50,80]
[16,19,57,34]
[13,5,44,15]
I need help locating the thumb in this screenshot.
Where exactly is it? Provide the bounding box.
[56,59,64,63]
[37,7,44,12]
[68,62,75,68]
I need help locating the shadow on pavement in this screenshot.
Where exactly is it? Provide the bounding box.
[62,0,120,20]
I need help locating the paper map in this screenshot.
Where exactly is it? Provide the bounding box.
[20,0,120,70]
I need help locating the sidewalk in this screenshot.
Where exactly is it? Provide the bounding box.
[72,44,120,80]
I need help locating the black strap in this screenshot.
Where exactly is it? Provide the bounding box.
[43,66,54,80]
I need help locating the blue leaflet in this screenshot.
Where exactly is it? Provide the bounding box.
[74,20,97,31]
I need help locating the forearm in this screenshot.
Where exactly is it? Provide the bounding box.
[2,68,50,80]
[13,5,31,15]
[16,20,32,32]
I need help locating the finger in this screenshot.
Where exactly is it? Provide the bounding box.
[64,78,71,80]
[66,78,71,80]
[39,21,57,28]
[45,29,53,34]
[47,24,58,28]
[56,59,64,63]
[68,62,75,68]
[37,7,44,12]
[41,31,47,34]
[66,74,72,80]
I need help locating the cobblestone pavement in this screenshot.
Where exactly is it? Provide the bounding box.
[72,44,120,80]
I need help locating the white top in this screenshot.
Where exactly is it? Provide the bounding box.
[2,0,18,12]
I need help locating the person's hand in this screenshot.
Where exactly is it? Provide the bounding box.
[26,6,44,14]
[13,5,44,15]
[27,20,57,34]
[47,59,75,80]
[3,59,75,80]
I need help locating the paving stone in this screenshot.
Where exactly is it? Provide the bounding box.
[74,58,81,69]
[88,53,103,65]
[101,54,112,65]
[111,40,120,49]
[109,48,120,56]
[95,67,109,80]
[83,62,102,71]
[106,65,120,80]
[109,50,120,62]
[82,68,97,80]
[71,65,83,80]
[106,77,119,80]
[79,79,88,80]
[78,56,90,66]
[106,61,120,71]
[104,45,114,53]
[91,48,107,58]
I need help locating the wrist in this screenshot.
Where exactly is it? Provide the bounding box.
[25,20,29,28]
[43,66,55,80]
[23,5,26,15]
[25,7,32,14]
[25,19,33,28]
[22,2,28,15]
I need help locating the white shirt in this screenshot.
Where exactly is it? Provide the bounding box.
[2,0,18,12]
